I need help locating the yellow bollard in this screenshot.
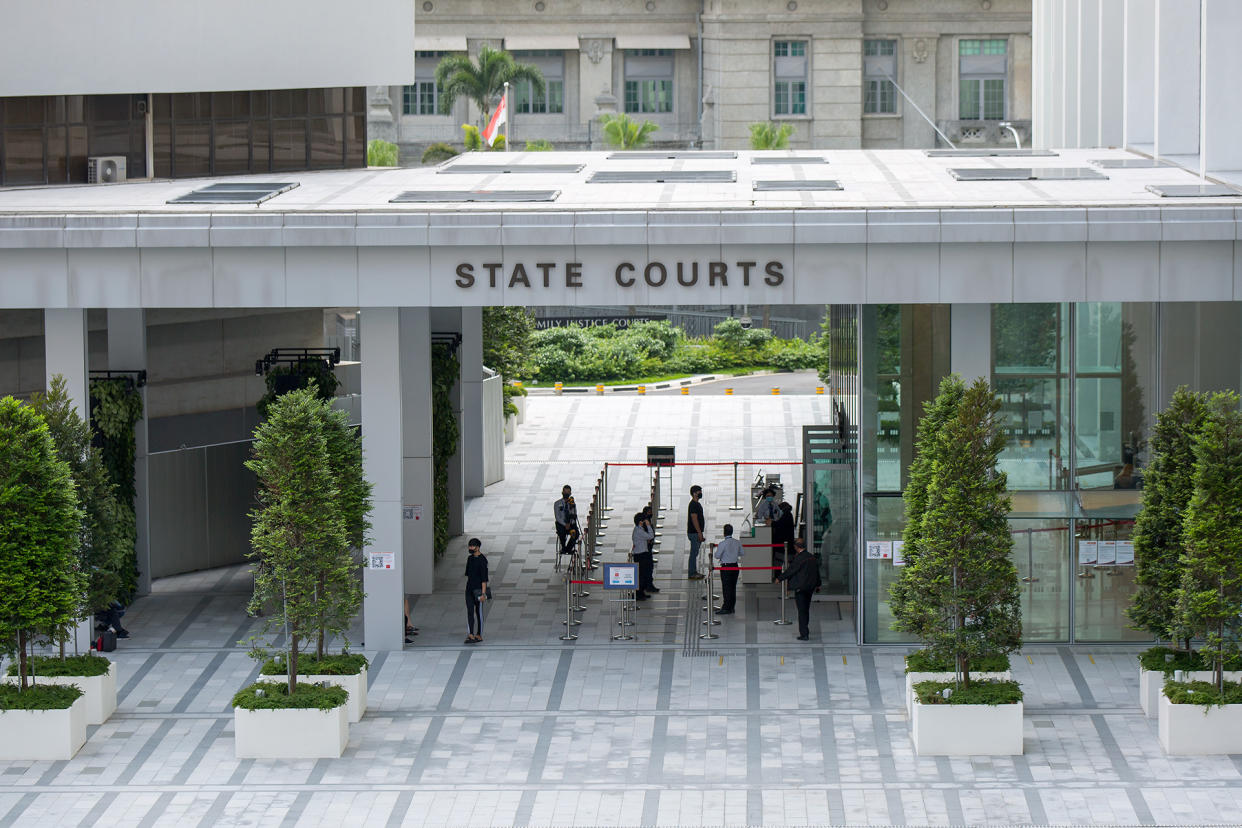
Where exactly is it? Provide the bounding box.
[680,386,689,395]
[596,384,604,395]
[725,388,733,396]
[771,387,780,395]
[816,386,825,395]
[637,385,646,395]
[514,381,523,389]
[554,381,563,396]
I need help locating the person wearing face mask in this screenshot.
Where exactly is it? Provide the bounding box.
[755,487,780,526]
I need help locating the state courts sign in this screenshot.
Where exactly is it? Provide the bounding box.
[452,258,787,290]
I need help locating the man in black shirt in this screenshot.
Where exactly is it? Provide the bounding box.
[687,485,705,579]
[554,485,578,556]
[777,538,820,640]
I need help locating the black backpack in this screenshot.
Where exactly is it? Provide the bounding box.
[95,631,117,652]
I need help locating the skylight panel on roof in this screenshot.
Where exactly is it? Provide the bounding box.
[750,156,829,165]
[587,170,735,183]
[1091,159,1175,169]
[752,180,842,191]
[389,190,560,202]
[948,167,1107,181]
[167,182,298,204]
[926,149,1058,157]
[1145,184,1239,198]
[606,151,737,160]
[438,163,584,174]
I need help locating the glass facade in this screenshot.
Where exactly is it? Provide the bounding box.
[0,88,366,185]
[858,302,1242,644]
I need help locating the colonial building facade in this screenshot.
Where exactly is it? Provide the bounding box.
[371,0,1032,155]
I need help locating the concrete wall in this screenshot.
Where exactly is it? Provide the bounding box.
[2,0,414,96]
[482,371,505,486]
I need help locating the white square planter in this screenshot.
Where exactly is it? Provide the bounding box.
[234,703,348,759]
[0,696,87,760]
[1158,694,1242,754]
[514,395,526,425]
[303,667,366,723]
[905,670,1011,718]
[1139,668,1242,718]
[3,662,116,725]
[504,414,516,443]
[911,697,1024,756]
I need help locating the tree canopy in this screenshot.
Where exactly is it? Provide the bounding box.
[436,46,545,123]
[599,113,660,149]
[749,121,795,150]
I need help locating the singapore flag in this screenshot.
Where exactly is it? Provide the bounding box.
[482,91,507,147]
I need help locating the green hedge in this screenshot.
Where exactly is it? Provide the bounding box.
[1139,646,1242,673]
[1163,679,1242,708]
[7,654,111,678]
[260,653,368,676]
[0,683,83,710]
[904,650,1010,674]
[232,681,348,711]
[913,679,1023,706]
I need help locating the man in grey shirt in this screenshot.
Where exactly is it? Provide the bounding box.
[713,524,743,614]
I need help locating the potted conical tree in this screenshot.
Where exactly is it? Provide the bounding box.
[893,377,1024,756]
[1158,392,1242,755]
[233,388,356,758]
[0,396,89,760]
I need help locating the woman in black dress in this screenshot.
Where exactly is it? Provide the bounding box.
[464,537,489,644]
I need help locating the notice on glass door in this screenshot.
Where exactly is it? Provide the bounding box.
[1097,540,1117,565]
[892,540,906,566]
[1078,540,1098,565]
[1115,541,1135,565]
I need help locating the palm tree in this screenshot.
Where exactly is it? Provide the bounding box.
[599,113,660,149]
[749,122,795,150]
[436,46,545,124]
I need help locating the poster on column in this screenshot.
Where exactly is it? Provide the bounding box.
[1115,541,1135,565]
[368,552,395,570]
[1097,540,1117,566]
[1078,540,1098,566]
[892,540,906,566]
[866,540,892,560]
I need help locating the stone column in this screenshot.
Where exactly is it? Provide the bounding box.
[1202,0,1242,171]
[950,304,992,384]
[1155,0,1200,157]
[1124,0,1156,147]
[361,307,434,651]
[461,307,485,499]
[106,309,151,597]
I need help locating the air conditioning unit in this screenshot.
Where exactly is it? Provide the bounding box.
[87,156,127,184]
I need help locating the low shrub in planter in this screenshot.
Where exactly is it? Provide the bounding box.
[261,653,367,677]
[0,683,83,710]
[1163,679,1242,709]
[905,650,1009,674]
[1139,646,1205,673]
[914,679,1023,706]
[7,654,111,678]
[232,681,347,711]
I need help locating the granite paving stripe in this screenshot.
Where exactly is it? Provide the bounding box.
[435,650,472,713]
[117,653,163,703]
[1091,714,1135,781]
[1059,646,1098,707]
[170,717,228,785]
[655,649,675,711]
[1024,787,1048,825]
[384,790,415,828]
[545,650,573,711]
[172,650,231,714]
[158,595,213,649]
[135,792,177,828]
[1127,786,1157,825]
[113,719,177,787]
[195,791,231,828]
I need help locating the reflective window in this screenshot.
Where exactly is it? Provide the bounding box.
[1012,518,1071,642]
[624,50,674,113]
[774,40,808,116]
[863,39,896,114]
[1073,518,1146,641]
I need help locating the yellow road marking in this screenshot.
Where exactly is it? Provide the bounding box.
[718,655,724,666]
[1088,654,1096,665]
[842,655,848,665]
[780,656,785,666]
[1026,655,1034,664]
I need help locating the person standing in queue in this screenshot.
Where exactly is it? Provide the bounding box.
[755,487,780,526]
[554,485,578,556]
[771,501,795,576]
[641,504,659,592]
[464,538,489,644]
[687,485,705,579]
[632,511,656,601]
[778,538,820,640]
[713,524,743,614]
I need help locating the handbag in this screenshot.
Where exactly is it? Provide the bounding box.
[473,587,494,600]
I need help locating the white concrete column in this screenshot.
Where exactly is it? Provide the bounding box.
[44,309,92,651]
[1062,0,1081,148]
[950,304,992,385]
[1124,0,1156,147]
[430,308,467,537]
[461,307,485,499]
[1077,0,1100,148]
[1155,0,1200,157]
[106,309,152,597]
[1202,0,1242,171]
[361,307,434,651]
[1098,0,1126,148]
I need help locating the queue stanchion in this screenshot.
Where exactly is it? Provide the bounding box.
[602,462,612,511]
[560,573,580,638]
[700,560,720,639]
[729,461,743,511]
[773,578,792,626]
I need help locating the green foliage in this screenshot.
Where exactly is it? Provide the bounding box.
[482,307,536,381]
[89,377,143,600]
[29,376,130,624]
[245,389,353,693]
[890,378,1020,687]
[260,652,367,676]
[437,46,545,123]
[421,142,460,164]
[599,113,660,149]
[462,124,482,151]
[0,397,83,691]
[525,140,554,151]
[431,345,460,558]
[257,362,340,420]
[1129,387,1209,643]
[0,683,83,710]
[1136,645,1242,673]
[749,121,795,150]
[913,679,1023,706]
[904,650,1009,674]
[231,680,348,711]
[9,653,111,677]
[759,336,821,372]
[1162,679,1242,708]
[501,384,520,418]
[1174,391,1242,691]
[366,139,399,167]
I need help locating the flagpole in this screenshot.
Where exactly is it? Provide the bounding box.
[503,82,510,152]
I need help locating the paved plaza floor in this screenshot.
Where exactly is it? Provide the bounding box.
[3,394,1242,827]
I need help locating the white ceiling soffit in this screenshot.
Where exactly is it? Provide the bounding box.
[416,36,468,51]
[614,34,692,50]
[504,35,583,51]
